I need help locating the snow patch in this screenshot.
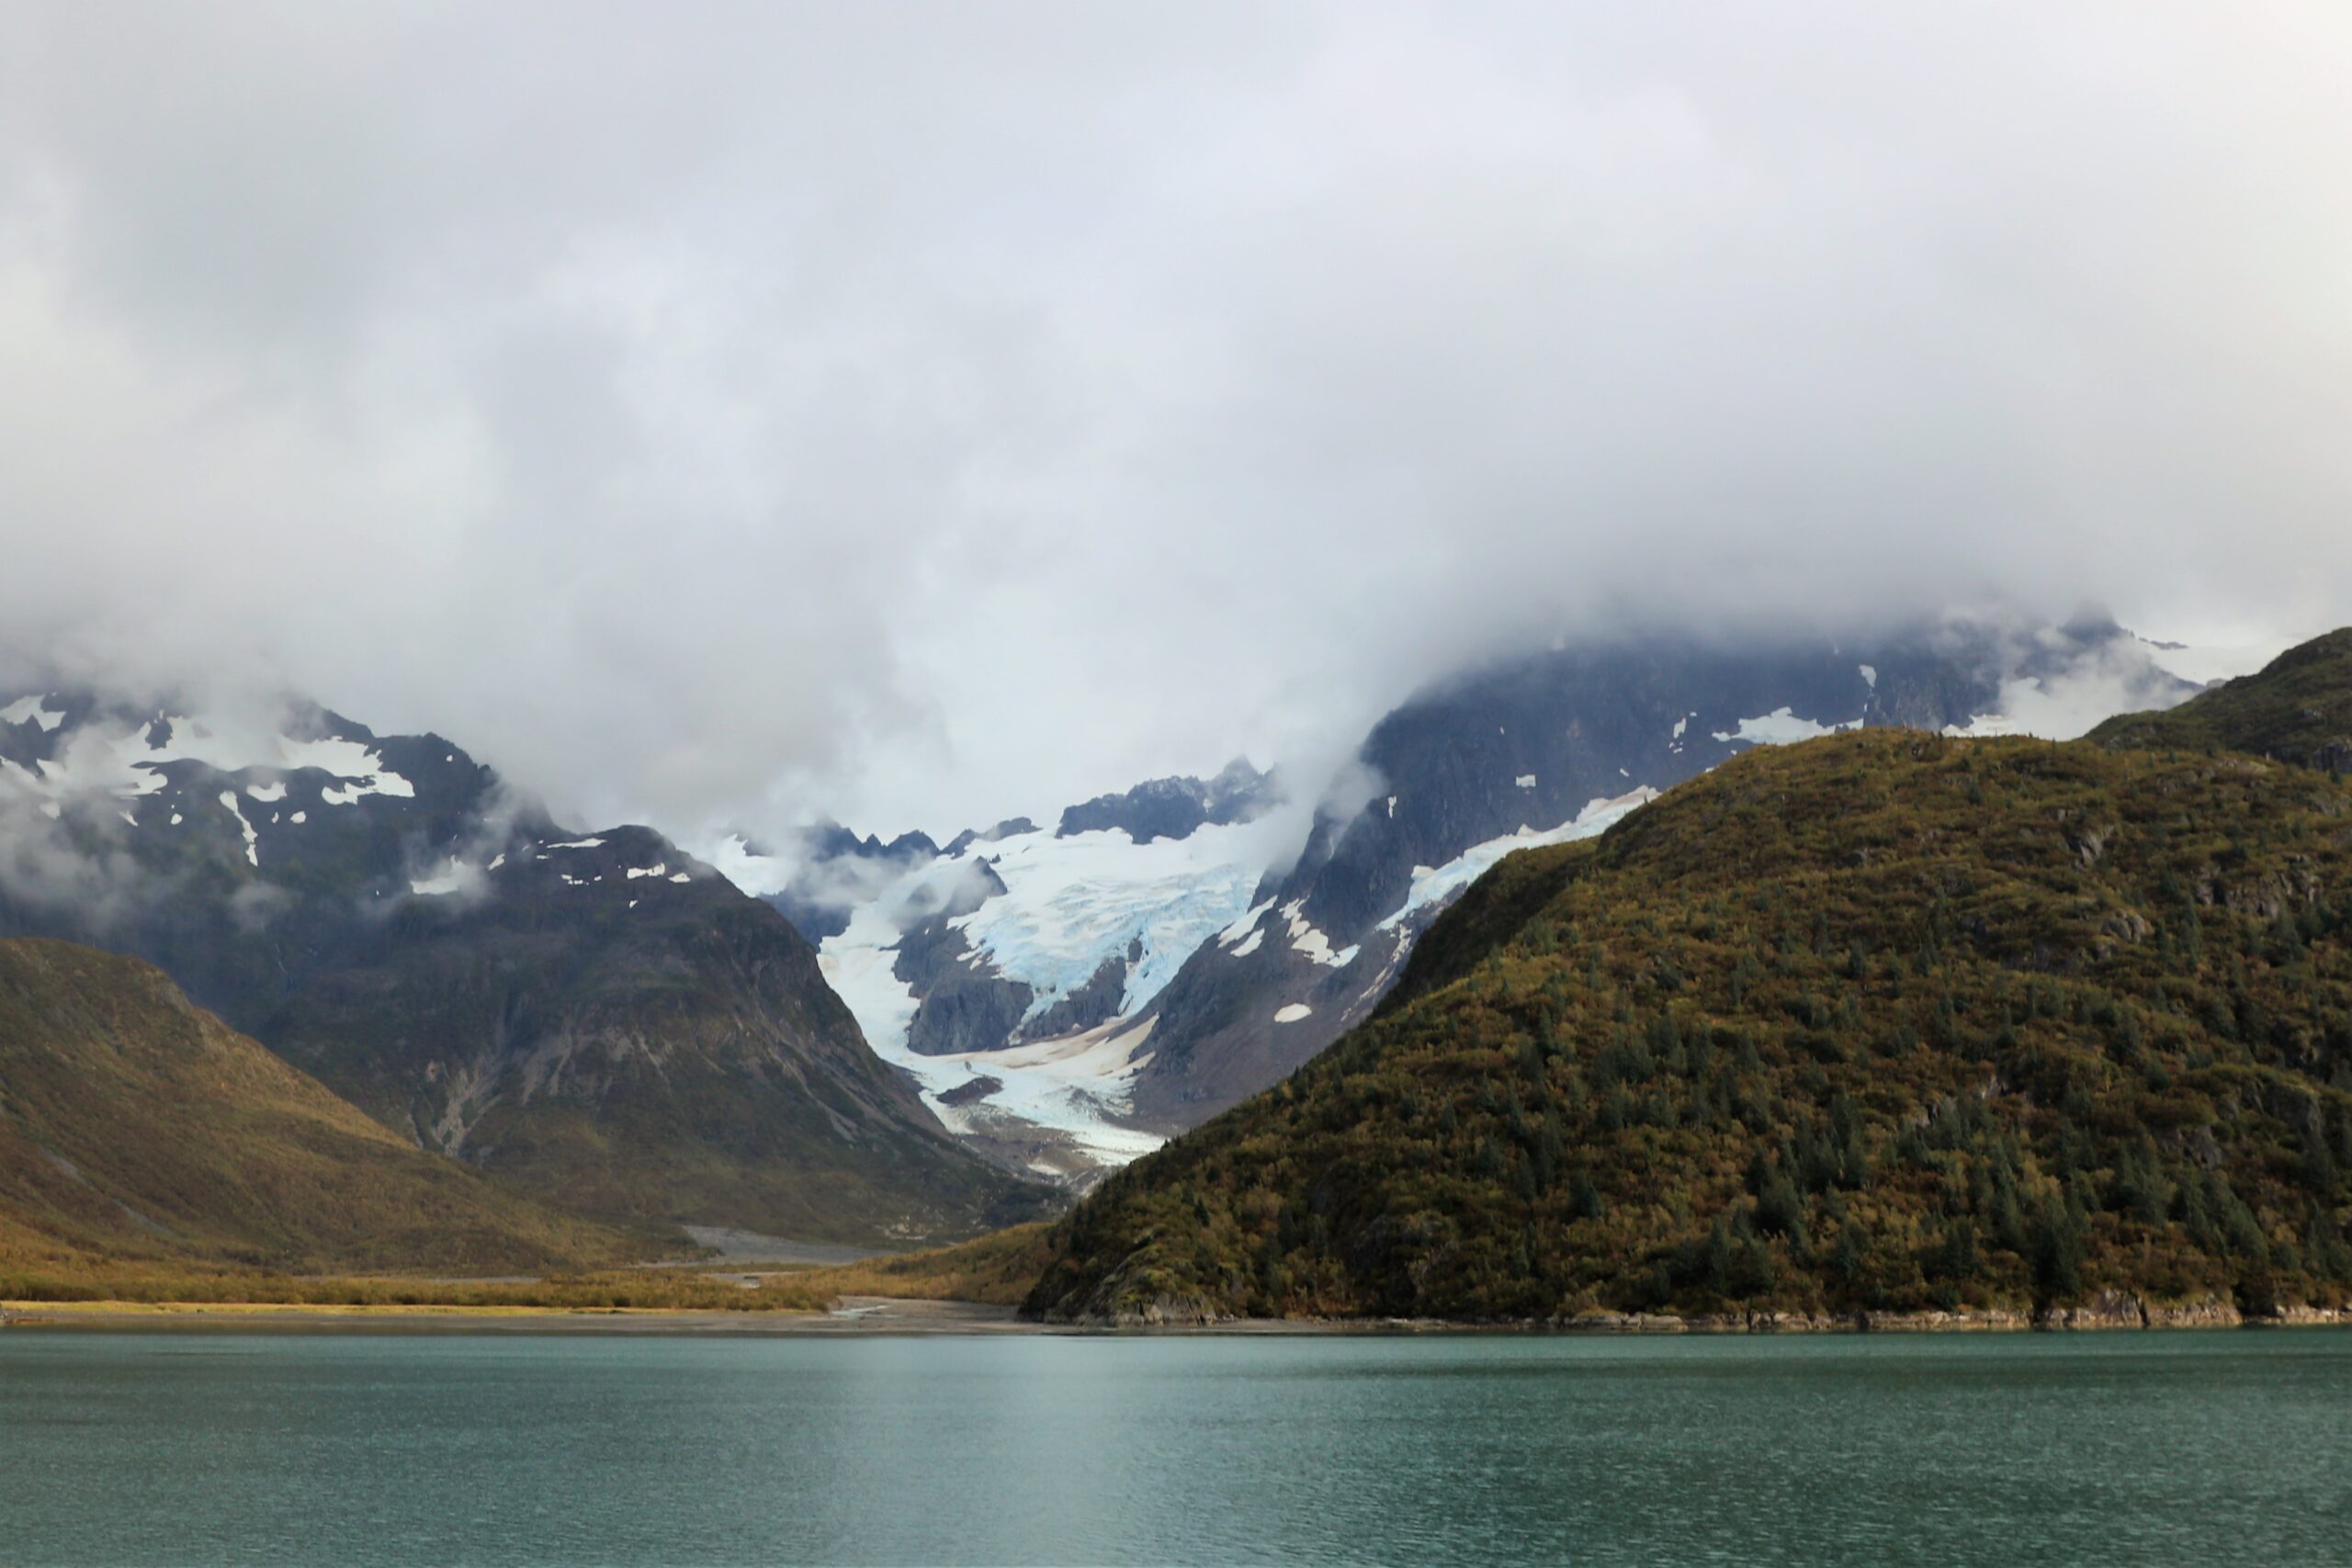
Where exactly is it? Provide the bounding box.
[1216,898,1273,947]
[1712,707,1860,746]
[1379,787,1656,932]
[1229,928,1265,958]
[1281,899,1359,968]
[546,838,606,851]
[1860,664,1878,690]
[217,791,258,866]
[1515,773,1536,789]
[626,863,669,879]
[2,710,419,812]
[1273,1003,1313,1023]
[1,695,64,731]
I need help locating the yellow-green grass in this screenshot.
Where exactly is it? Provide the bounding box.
[2,1263,831,1314]
[780,1223,1057,1306]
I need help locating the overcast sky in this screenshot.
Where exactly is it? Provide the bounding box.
[4,3,2350,842]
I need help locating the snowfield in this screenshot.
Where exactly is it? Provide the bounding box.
[1379,786,1657,933]
[948,823,1269,1024]
[1713,707,1861,746]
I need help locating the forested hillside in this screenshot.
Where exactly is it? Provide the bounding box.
[1026,691,2352,1323]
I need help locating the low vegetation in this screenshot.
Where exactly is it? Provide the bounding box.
[0,1264,830,1314]
[784,1224,1057,1306]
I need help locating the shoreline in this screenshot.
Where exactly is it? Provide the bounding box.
[8,1292,2351,1337]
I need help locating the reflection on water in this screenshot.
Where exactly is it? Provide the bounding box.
[3,1329,2348,1565]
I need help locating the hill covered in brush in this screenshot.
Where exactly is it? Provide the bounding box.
[0,938,658,1278]
[2088,628,2352,773]
[1023,633,2352,1325]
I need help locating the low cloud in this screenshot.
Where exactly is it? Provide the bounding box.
[0,791,162,935]
[4,5,2349,845]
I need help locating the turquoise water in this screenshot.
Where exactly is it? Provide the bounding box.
[3,1329,2348,1565]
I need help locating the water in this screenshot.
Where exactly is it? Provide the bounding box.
[3,1328,2348,1565]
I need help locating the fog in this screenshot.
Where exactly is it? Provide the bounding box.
[4,3,2347,841]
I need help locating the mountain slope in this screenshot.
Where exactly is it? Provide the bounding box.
[256,829,1046,1241]
[0,693,1047,1244]
[2088,629,2352,773]
[1024,678,2352,1323]
[0,938,650,1274]
[1121,617,2200,1128]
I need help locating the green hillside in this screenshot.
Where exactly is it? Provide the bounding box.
[1025,649,2352,1324]
[0,939,662,1277]
[2088,630,2352,772]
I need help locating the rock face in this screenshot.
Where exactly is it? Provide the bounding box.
[0,692,1047,1244]
[1055,760,1276,843]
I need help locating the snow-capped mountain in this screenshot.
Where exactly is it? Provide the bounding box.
[0,688,1046,1243]
[742,616,2255,1182]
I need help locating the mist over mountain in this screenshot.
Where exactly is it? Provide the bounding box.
[6,6,2352,851]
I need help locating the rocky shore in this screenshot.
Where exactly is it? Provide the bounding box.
[1079,1288,2352,1333]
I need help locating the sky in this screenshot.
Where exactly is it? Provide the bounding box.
[3,3,2350,844]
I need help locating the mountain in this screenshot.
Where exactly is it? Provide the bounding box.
[720,761,1293,1182]
[1054,760,1277,843]
[0,938,648,1275]
[761,616,2210,1186]
[1022,630,2352,1324]
[2087,629,2352,773]
[0,691,1046,1245]
[1121,617,2200,1128]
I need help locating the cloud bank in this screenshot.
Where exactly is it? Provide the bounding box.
[4,3,2349,840]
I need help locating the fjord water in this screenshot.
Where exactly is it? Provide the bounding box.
[3,1331,2347,1565]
